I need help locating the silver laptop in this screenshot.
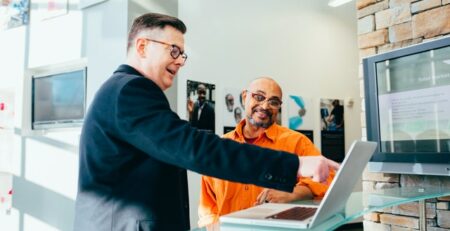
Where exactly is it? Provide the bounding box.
[220,140,377,229]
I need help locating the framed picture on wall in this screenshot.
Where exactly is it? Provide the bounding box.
[0,0,29,30]
[287,95,314,130]
[223,88,244,127]
[187,80,216,133]
[320,98,345,162]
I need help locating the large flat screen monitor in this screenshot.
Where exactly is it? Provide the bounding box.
[32,68,86,130]
[363,37,450,176]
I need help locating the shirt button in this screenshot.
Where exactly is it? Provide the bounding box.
[244,185,249,190]
[265,173,273,180]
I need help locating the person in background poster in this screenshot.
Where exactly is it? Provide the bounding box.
[327,99,344,131]
[225,93,234,112]
[320,105,329,130]
[198,77,335,227]
[187,83,215,133]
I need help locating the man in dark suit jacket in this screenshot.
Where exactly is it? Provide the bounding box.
[74,13,339,231]
[188,84,215,132]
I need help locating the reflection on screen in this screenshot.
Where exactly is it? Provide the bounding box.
[376,46,450,153]
[32,69,85,129]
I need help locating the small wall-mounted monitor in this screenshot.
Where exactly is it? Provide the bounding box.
[32,68,86,130]
[22,59,87,133]
[363,37,450,176]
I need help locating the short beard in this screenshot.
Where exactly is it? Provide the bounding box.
[247,108,274,129]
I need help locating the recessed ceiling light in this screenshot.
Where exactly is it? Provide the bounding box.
[328,0,353,7]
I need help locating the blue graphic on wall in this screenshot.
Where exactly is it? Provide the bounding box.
[288,95,313,130]
[289,95,305,129]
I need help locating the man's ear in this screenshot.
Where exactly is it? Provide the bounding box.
[135,38,147,58]
[241,90,247,107]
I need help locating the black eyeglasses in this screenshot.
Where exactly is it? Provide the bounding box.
[144,38,188,63]
[247,90,282,109]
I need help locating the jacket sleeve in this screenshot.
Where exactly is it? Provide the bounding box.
[114,77,299,192]
[198,176,219,227]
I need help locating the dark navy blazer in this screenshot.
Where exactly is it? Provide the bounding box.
[190,100,215,132]
[74,64,299,231]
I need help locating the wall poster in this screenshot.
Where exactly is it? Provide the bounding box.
[320,98,345,162]
[288,95,314,130]
[222,88,243,133]
[288,95,315,143]
[187,80,215,133]
[0,0,29,30]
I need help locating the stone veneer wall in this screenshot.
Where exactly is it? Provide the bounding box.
[356,0,450,230]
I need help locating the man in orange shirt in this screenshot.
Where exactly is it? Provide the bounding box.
[198,77,335,227]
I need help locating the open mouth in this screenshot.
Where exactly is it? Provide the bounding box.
[167,68,177,75]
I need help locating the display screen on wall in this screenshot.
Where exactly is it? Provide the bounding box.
[32,68,86,130]
[363,36,450,175]
[376,46,450,153]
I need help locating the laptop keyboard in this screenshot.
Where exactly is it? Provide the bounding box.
[266,207,317,221]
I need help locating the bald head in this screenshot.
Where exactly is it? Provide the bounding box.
[247,77,282,98]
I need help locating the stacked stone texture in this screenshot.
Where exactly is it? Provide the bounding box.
[357,0,450,230]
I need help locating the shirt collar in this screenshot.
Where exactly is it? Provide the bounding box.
[233,120,278,142]
[114,64,143,76]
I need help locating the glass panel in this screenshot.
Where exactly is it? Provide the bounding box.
[193,186,450,231]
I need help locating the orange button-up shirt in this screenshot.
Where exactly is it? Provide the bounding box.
[198,121,335,227]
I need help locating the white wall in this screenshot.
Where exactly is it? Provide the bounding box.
[178,0,360,227]
[0,26,26,173]
[83,0,128,106]
[4,1,85,230]
[0,0,129,230]
[0,24,26,231]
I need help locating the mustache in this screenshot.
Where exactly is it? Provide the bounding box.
[252,107,273,117]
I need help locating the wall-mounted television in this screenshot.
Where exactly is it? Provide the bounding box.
[22,59,87,133]
[32,68,86,130]
[363,37,450,176]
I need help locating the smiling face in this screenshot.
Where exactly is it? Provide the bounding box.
[196,84,207,103]
[134,26,186,90]
[243,78,282,129]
